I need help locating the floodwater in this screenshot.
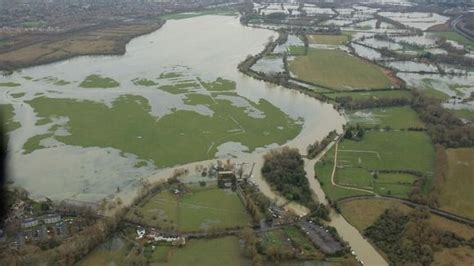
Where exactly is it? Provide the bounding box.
[0,15,345,203]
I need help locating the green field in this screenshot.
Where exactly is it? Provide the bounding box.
[348,106,425,129]
[338,131,434,174]
[308,34,350,45]
[287,45,306,55]
[79,74,120,88]
[439,148,474,219]
[432,31,474,50]
[128,186,250,231]
[323,90,411,100]
[314,146,372,201]
[288,48,395,90]
[163,237,247,266]
[24,75,301,167]
[316,131,434,201]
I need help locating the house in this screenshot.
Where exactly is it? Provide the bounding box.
[217,170,235,189]
[42,213,61,224]
[21,218,39,229]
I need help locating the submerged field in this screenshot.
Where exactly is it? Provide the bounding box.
[288,48,395,90]
[23,75,302,168]
[127,185,250,231]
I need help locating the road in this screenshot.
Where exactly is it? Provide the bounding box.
[451,15,474,42]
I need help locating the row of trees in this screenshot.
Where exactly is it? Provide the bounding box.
[306,130,337,159]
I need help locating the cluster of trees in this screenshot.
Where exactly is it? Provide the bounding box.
[343,124,365,140]
[411,92,474,147]
[241,182,273,223]
[365,208,469,265]
[307,130,337,159]
[262,147,313,206]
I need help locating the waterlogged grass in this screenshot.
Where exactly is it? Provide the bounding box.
[133,78,158,87]
[159,72,182,79]
[439,148,474,219]
[10,92,25,99]
[128,186,250,231]
[26,88,301,166]
[23,133,51,154]
[0,82,21,87]
[79,74,119,88]
[199,77,236,92]
[158,82,199,94]
[0,104,20,133]
[348,106,425,129]
[308,34,350,45]
[183,93,215,105]
[289,48,394,90]
[165,237,247,266]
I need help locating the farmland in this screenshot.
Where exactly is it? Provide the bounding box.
[127,185,250,231]
[288,48,395,90]
[323,90,411,101]
[308,34,350,45]
[438,148,474,219]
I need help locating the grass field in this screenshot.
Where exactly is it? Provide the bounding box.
[128,186,250,231]
[288,48,395,90]
[133,78,158,87]
[348,106,425,129]
[79,74,120,88]
[287,45,306,55]
[0,104,20,133]
[163,236,248,266]
[338,131,434,174]
[308,34,350,45]
[314,146,372,201]
[323,90,411,100]
[438,148,474,219]
[25,81,301,167]
[432,31,474,50]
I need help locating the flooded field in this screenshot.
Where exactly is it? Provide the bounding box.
[0,15,344,202]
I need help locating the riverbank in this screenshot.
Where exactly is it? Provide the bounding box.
[0,19,165,72]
